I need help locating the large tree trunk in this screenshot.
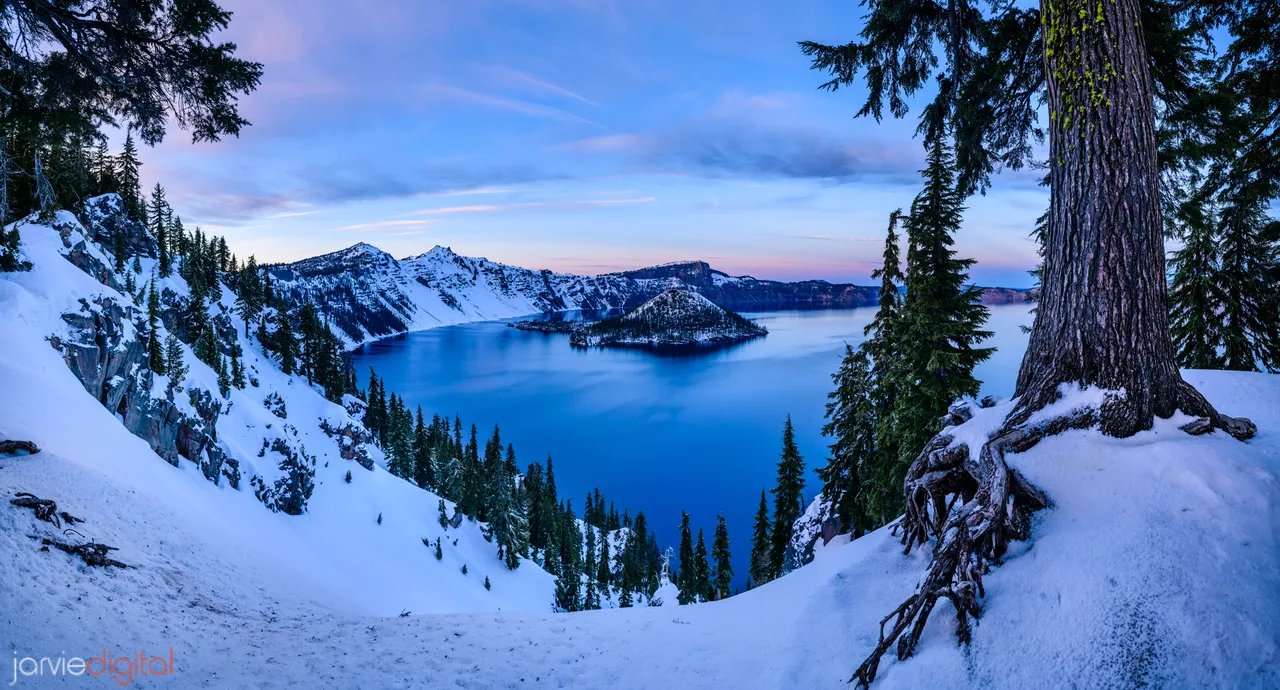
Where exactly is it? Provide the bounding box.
[1015,0,1181,436]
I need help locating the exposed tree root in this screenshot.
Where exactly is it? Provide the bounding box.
[41,537,128,569]
[0,439,39,455]
[852,387,1255,687]
[11,492,83,528]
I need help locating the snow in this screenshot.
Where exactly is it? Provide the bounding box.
[2,215,1279,688]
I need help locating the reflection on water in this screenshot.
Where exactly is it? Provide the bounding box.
[352,304,1034,585]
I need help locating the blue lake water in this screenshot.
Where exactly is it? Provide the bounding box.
[352,304,1034,586]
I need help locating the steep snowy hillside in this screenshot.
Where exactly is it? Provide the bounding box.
[0,201,558,620]
[2,340,1276,688]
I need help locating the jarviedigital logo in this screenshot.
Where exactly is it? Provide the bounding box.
[10,648,175,686]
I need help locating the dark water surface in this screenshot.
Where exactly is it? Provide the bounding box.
[353,305,1034,585]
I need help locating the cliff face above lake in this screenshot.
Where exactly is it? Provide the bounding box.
[568,289,767,349]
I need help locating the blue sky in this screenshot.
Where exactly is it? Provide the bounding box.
[138,0,1046,286]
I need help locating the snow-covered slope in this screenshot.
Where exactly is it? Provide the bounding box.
[0,205,557,623]
[2,208,1276,689]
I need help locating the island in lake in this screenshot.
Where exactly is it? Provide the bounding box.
[511,288,768,349]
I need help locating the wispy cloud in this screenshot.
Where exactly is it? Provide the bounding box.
[330,219,440,232]
[424,83,600,126]
[262,210,323,219]
[408,197,654,215]
[788,234,881,243]
[488,66,601,107]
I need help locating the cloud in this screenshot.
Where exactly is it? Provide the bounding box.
[261,210,323,219]
[788,234,882,243]
[408,197,654,215]
[487,66,601,107]
[424,83,600,126]
[330,219,440,232]
[560,95,925,183]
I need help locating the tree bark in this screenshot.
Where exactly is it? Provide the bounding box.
[1017,0,1180,436]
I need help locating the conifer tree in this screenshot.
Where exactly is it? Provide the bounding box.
[438,499,449,529]
[217,354,231,398]
[1168,197,1226,369]
[676,511,695,604]
[275,306,297,375]
[893,136,993,469]
[693,528,711,603]
[164,334,186,397]
[553,502,582,612]
[819,344,873,534]
[861,213,907,521]
[230,344,246,389]
[150,184,171,277]
[597,530,612,595]
[583,526,600,610]
[1216,185,1280,372]
[768,416,805,579]
[116,134,141,219]
[146,276,165,374]
[749,490,771,587]
[712,514,732,601]
[413,407,433,489]
[234,257,263,336]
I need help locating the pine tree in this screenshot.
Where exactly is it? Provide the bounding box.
[712,514,732,601]
[769,416,805,579]
[862,212,907,522]
[553,502,582,612]
[164,334,187,397]
[234,257,263,336]
[146,276,165,374]
[749,490,771,586]
[892,136,992,473]
[676,511,695,604]
[438,499,449,529]
[275,306,297,375]
[412,407,433,489]
[693,528,711,603]
[1216,184,1280,372]
[116,134,142,219]
[1168,197,1226,369]
[582,527,600,610]
[819,344,873,534]
[597,530,612,594]
[217,355,231,398]
[150,184,171,277]
[230,345,246,389]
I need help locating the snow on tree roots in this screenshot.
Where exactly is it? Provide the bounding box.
[852,387,1256,686]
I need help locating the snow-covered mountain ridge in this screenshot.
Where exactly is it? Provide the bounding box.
[266,242,1028,347]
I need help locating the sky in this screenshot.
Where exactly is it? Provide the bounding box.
[136,0,1047,287]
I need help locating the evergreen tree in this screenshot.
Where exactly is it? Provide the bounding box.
[553,502,582,612]
[1216,184,1280,372]
[438,499,449,529]
[164,333,187,397]
[150,184,171,277]
[217,354,231,398]
[1168,196,1226,369]
[230,344,246,389]
[234,257,263,336]
[582,526,600,610]
[275,306,297,375]
[819,344,874,534]
[693,528,711,603]
[749,490,771,587]
[768,416,805,579]
[676,511,695,604]
[712,514,732,601]
[146,276,165,374]
[861,212,907,522]
[116,134,141,219]
[412,407,433,489]
[597,530,612,594]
